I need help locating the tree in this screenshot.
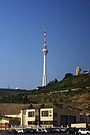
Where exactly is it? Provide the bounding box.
[64,73,73,79]
[9,117,20,126]
[29,103,34,109]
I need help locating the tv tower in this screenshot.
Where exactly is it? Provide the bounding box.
[42,30,48,87]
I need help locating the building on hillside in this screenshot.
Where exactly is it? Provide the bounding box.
[20,107,80,128]
[76,67,81,75]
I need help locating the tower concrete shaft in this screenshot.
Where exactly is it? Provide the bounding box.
[42,31,48,86]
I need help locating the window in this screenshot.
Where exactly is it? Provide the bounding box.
[40,121,53,125]
[28,121,35,125]
[61,115,68,126]
[28,111,34,117]
[54,113,57,117]
[69,115,76,124]
[42,111,48,117]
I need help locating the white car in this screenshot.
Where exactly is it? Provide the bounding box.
[17,129,24,133]
[78,128,90,135]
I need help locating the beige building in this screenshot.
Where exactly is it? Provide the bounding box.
[20,109,36,127]
[20,107,80,128]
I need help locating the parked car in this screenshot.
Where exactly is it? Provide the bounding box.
[51,128,61,133]
[9,129,18,134]
[17,128,38,134]
[0,130,11,134]
[46,128,52,133]
[78,128,90,135]
[60,127,67,133]
[17,129,24,133]
[39,128,47,133]
[66,127,79,134]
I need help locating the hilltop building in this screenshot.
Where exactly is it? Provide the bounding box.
[76,67,81,75]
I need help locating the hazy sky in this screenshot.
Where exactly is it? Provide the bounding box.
[0,0,90,90]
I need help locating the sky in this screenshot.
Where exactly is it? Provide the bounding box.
[0,0,90,90]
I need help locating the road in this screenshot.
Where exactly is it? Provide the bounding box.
[0,132,78,135]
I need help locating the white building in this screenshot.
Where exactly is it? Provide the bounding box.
[20,107,80,128]
[20,109,36,127]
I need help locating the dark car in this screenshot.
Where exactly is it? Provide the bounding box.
[10,129,18,134]
[46,128,54,133]
[0,130,11,134]
[51,128,61,133]
[66,128,79,134]
[22,128,37,134]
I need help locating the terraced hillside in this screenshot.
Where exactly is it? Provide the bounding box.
[0,73,90,115]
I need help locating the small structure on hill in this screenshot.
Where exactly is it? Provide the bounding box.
[76,67,81,75]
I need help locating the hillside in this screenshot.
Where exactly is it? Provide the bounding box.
[0,73,90,115]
